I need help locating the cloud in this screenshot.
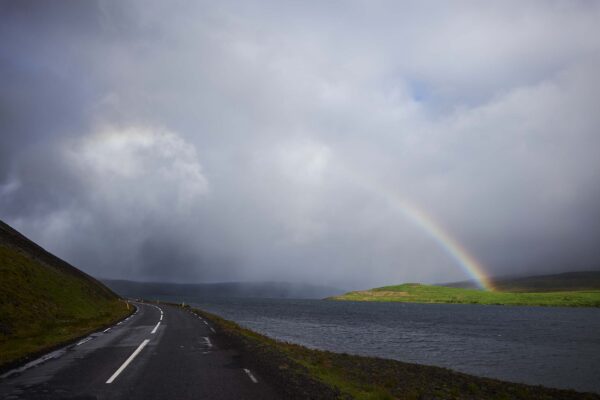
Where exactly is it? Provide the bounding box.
[2,125,215,281]
[1,0,599,287]
[67,125,209,215]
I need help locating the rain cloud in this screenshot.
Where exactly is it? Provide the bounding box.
[1,0,600,288]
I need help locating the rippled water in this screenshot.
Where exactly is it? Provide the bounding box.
[175,297,600,393]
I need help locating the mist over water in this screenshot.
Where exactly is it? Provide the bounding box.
[176,297,600,394]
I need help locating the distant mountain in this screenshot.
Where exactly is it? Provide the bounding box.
[102,279,345,300]
[0,220,129,369]
[439,271,600,292]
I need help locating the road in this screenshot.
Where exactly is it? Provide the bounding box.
[0,303,279,399]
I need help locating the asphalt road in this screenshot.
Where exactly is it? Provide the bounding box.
[0,303,279,399]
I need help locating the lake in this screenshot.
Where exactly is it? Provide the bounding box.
[167,296,600,393]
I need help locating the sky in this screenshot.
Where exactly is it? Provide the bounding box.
[1,0,600,289]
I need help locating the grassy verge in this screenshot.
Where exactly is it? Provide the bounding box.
[190,306,599,400]
[0,245,131,369]
[329,283,600,307]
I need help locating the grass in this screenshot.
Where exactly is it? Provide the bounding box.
[329,283,600,307]
[0,245,130,368]
[445,271,600,292]
[190,306,600,400]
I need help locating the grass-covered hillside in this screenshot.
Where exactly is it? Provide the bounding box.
[330,283,600,307]
[0,220,130,369]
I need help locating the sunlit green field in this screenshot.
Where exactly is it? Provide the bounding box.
[330,283,600,307]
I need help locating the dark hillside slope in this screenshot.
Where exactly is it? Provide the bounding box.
[442,271,600,292]
[0,220,130,369]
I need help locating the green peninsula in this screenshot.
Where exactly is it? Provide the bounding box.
[329,283,600,307]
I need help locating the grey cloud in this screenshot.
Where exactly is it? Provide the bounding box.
[1,0,600,289]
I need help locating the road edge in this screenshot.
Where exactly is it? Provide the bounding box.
[0,302,136,377]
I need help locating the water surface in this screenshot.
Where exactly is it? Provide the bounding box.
[170,297,600,393]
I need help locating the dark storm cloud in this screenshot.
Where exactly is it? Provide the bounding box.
[0,0,132,178]
[1,0,600,288]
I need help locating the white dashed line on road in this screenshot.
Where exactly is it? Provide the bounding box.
[106,339,150,384]
[151,321,161,334]
[243,368,258,383]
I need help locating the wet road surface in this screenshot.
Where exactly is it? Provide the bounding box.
[0,303,279,399]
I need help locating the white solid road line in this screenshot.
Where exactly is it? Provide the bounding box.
[76,337,92,346]
[149,304,163,313]
[0,349,65,379]
[204,337,212,348]
[106,339,150,384]
[151,321,161,334]
[243,368,258,383]
[1,307,141,380]
[210,327,216,333]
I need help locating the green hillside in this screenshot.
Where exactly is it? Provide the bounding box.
[0,220,130,369]
[330,283,600,307]
[442,271,600,292]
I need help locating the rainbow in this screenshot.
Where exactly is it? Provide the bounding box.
[347,169,494,291]
[384,195,495,291]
